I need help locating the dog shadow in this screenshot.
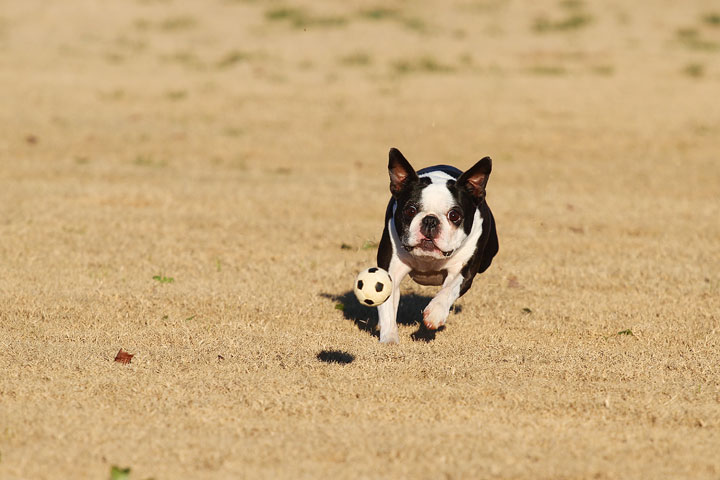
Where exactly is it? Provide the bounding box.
[320,291,461,342]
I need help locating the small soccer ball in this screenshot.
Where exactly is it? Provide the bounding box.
[354,267,393,307]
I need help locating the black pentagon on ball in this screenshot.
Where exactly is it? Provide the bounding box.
[368,267,378,273]
[364,299,374,305]
[375,282,384,292]
[357,280,364,290]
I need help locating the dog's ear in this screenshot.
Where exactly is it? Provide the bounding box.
[388,148,418,197]
[457,157,492,201]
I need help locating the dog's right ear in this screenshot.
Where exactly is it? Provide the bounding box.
[388,148,418,197]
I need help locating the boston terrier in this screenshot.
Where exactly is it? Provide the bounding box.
[375,148,498,343]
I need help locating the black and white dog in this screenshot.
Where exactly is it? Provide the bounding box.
[376,148,498,343]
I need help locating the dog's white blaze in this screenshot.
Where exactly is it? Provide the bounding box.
[420,171,454,183]
[406,171,467,255]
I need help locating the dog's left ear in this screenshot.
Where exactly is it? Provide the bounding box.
[458,157,492,201]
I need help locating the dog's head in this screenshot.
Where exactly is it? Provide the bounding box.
[388,148,491,260]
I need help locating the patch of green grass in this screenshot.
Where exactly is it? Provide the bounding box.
[161,51,203,68]
[392,56,455,74]
[135,16,197,31]
[401,17,428,32]
[591,64,614,76]
[361,240,378,250]
[297,59,314,70]
[527,65,567,75]
[265,7,302,21]
[702,12,720,26]
[165,90,187,100]
[97,89,125,101]
[683,63,705,77]
[104,52,125,63]
[533,14,593,32]
[559,0,584,10]
[299,15,348,28]
[223,127,243,137]
[265,7,347,29]
[460,0,507,13]
[110,466,131,480]
[339,52,372,66]
[358,7,398,20]
[335,302,345,311]
[160,16,197,31]
[134,155,153,166]
[230,156,248,170]
[217,50,250,68]
[690,123,717,136]
[677,27,699,39]
[676,28,719,51]
[605,328,637,340]
[356,7,428,32]
[152,274,174,284]
[134,155,166,167]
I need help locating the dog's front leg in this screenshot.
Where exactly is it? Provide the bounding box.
[423,272,464,330]
[377,259,410,344]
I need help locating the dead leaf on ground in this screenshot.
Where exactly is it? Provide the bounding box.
[507,275,522,289]
[114,349,134,364]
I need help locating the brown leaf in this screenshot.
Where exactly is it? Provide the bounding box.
[114,349,134,364]
[569,226,584,234]
[507,275,522,289]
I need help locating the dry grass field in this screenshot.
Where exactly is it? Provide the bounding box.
[1,0,720,478]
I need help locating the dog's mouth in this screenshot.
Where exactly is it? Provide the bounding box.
[404,240,454,258]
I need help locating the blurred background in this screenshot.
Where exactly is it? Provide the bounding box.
[1,1,719,478]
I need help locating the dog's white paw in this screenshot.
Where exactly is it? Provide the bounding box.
[423,301,449,330]
[379,329,400,344]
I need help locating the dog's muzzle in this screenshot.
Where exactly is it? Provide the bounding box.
[403,244,454,257]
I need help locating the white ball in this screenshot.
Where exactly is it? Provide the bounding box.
[354,267,393,307]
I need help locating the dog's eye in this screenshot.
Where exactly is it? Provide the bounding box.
[447,208,462,224]
[403,204,418,217]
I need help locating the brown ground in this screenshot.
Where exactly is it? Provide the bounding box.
[1,1,720,479]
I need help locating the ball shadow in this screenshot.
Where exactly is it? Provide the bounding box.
[319,291,460,342]
[316,350,355,364]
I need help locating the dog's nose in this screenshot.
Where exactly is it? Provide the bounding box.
[420,215,440,238]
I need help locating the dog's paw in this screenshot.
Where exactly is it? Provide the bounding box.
[422,302,448,330]
[379,330,400,344]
